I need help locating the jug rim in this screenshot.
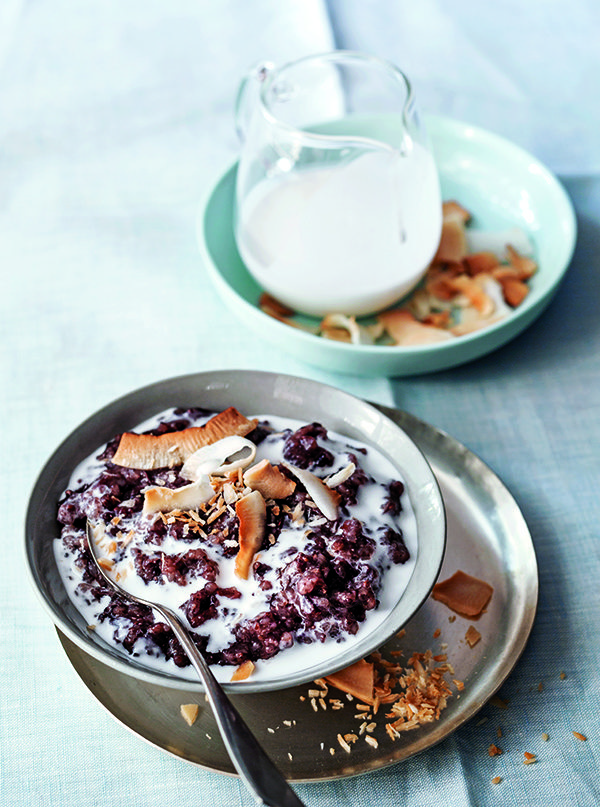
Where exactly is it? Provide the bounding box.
[254,50,417,151]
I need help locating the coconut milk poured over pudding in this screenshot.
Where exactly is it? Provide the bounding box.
[55,408,417,683]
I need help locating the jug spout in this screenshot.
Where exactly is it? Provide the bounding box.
[235,61,275,142]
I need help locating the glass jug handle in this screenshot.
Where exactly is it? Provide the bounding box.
[234,61,275,142]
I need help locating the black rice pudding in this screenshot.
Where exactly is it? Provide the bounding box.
[55,406,417,683]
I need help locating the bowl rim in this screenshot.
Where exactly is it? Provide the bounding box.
[198,114,577,374]
[25,370,446,693]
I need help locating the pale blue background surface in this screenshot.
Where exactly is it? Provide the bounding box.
[2,2,598,805]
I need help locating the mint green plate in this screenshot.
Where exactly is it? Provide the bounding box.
[198,115,576,377]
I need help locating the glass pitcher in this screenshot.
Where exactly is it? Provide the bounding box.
[234,51,441,318]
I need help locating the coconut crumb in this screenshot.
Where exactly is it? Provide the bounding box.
[180,703,199,727]
[465,625,481,647]
[230,660,255,682]
[306,642,462,753]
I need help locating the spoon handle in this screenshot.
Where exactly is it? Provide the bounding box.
[154,603,307,807]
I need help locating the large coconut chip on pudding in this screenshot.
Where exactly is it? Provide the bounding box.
[234,490,267,580]
[111,407,257,469]
[243,459,296,500]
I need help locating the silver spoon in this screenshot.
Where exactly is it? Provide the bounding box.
[86,521,307,807]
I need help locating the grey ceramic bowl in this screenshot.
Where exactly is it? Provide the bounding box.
[25,370,446,693]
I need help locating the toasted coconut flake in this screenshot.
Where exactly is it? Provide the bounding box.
[450,311,498,337]
[180,703,199,726]
[281,462,340,521]
[180,436,257,481]
[465,625,482,648]
[320,326,352,343]
[324,659,375,705]
[506,244,537,279]
[378,309,453,346]
[231,660,256,681]
[431,570,494,618]
[221,482,238,505]
[234,490,266,580]
[463,251,501,275]
[259,292,295,318]
[443,200,472,224]
[479,276,512,316]
[447,275,495,316]
[243,459,296,500]
[422,310,452,329]
[499,276,530,307]
[433,217,468,264]
[320,313,374,346]
[449,277,509,336]
[325,462,356,489]
[425,272,460,302]
[259,293,318,332]
[337,733,352,753]
[112,408,258,469]
[143,476,215,516]
[408,287,440,319]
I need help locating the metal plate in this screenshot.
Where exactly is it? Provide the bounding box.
[55,404,538,781]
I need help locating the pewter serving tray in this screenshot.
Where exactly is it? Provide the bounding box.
[55,404,537,781]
